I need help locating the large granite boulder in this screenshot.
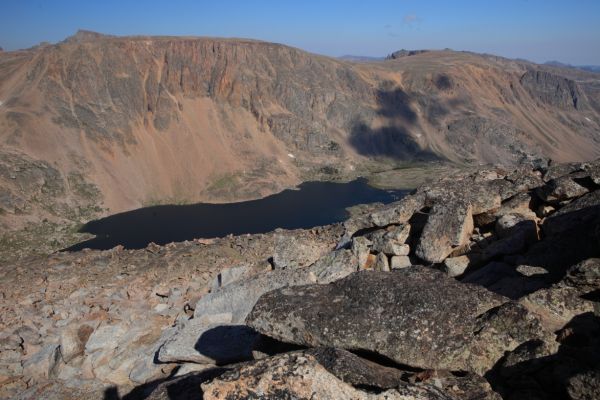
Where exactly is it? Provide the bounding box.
[488,313,600,400]
[543,190,600,236]
[198,348,500,400]
[521,258,600,331]
[415,198,474,263]
[247,268,548,374]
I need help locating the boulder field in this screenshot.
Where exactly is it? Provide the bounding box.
[1,158,600,399]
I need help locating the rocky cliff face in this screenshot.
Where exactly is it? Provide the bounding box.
[1,159,599,399]
[520,70,585,109]
[386,49,430,59]
[1,33,600,249]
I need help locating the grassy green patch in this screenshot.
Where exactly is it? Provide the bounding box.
[205,173,241,192]
[0,220,95,265]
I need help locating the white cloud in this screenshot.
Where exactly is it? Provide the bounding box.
[403,14,419,25]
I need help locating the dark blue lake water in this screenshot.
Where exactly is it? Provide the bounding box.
[66,178,408,251]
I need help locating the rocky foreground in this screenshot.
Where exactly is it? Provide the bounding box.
[1,159,600,399]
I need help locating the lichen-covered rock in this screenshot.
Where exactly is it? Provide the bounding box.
[488,312,600,400]
[521,258,600,330]
[416,198,474,264]
[351,236,372,268]
[369,225,411,256]
[542,161,585,182]
[478,218,538,263]
[495,213,538,239]
[199,349,500,400]
[497,192,536,216]
[309,249,359,283]
[369,194,426,228]
[374,252,390,271]
[588,166,600,186]
[444,256,471,277]
[202,352,407,400]
[272,230,331,269]
[563,258,600,291]
[464,302,551,374]
[340,194,425,246]
[295,348,407,390]
[536,176,589,203]
[567,369,600,400]
[390,255,412,269]
[247,268,546,374]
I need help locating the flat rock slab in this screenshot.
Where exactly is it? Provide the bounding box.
[158,266,316,364]
[158,321,258,365]
[340,193,425,246]
[158,250,358,364]
[247,268,546,373]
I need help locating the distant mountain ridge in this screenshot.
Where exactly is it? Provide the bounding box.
[386,49,431,59]
[1,32,600,236]
[545,60,600,74]
[338,55,385,62]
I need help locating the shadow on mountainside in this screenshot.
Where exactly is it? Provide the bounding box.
[348,85,441,161]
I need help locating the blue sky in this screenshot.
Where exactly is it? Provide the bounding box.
[1,0,599,64]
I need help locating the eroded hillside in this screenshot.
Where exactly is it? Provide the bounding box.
[1,31,599,252]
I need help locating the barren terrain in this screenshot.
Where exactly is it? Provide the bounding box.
[1,32,599,259]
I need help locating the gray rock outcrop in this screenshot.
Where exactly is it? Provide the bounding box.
[247,268,548,374]
[199,348,500,400]
[157,249,358,364]
[520,70,585,110]
[415,198,474,263]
